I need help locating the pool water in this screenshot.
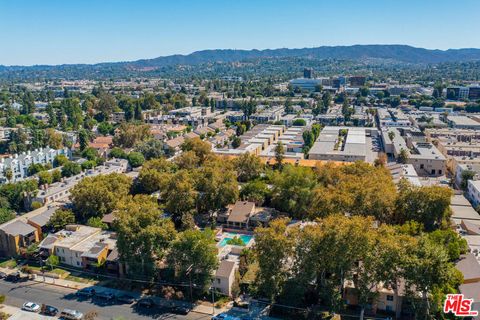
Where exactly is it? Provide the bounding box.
[218,233,253,247]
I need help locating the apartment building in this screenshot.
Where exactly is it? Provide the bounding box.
[0,147,71,183]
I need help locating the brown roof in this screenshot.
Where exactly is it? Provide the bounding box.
[455,253,480,282]
[166,136,185,148]
[227,201,255,223]
[215,260,236,278]
[101,213,116,224]
[459,282,480,302]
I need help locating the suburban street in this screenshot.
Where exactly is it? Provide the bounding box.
[0,279,213,320]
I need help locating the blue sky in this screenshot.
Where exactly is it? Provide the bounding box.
[1,0,479,66]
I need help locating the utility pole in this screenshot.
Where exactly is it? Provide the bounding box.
[186,264,193,303]
[211,282,216,316]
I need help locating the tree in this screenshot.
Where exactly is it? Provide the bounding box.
[134,158,176,194]
[165,170,198,230]
[70,173,132,221]
[240,180,270,205]
[292,119,306,126]
[196,159,239,216]
[460,170,475,190]
[81,160,96,170]
[233,153,263,182]
[127,152,145,168]
[254,218,295,301]
[395,180,452,231]
[86,217,108,230]
[180,138,211,164]
[274,142,285,169]
[134,139,169,160]
[115,195,177,277]
[113,123,152,148]
[61,161,81,177]
[398,148,409,164]
[46,255,59,270]
[403,236,462,319]
[54,154,69,167]
[97,122,113,136]
[388,131,395,142]
[231,136,241,149]
[97,92,116,120]
[44,128,63,149]
[47,209,75,231]
[0,208,15,224]
[109,147,127,159]
[52,169,62,182]
[167,228,218,293]
[271,165,317,218]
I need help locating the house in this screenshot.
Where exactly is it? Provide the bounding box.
[213,260,236,296]
[226,201,256,229]
[26,206,57,238]
[0,221,39,256]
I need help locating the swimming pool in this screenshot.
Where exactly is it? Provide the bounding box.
[218,233,254,247]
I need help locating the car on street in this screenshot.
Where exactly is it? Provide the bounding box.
[212,314,241,320]
[0,271,7,278]
[171,305,192,315]
[116,294,136,304]
[5,271,21,282]
[41,304,59,316]
[22,302,41,313]
[60,309,84,320]
[137,297,155,308]
[76,287,96,298]
[95,291,115,301]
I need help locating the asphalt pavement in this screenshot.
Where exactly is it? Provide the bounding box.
[0,278,213,320]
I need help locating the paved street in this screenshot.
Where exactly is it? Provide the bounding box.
[0,279,213,320]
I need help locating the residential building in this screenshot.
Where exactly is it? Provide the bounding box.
[308,126,379,163]
[0,221,39,257]
[0,147,71,183]
[213,260,237,296]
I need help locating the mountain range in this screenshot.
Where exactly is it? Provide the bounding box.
[1,44,480,80]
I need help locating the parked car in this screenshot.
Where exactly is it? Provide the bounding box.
[5,271,21,282]
[41,304,59,316]
[95,291,115,301]
[22,302,41,313]
[171,305,192,315]
[76,287,96,298]
[0,271,7,278]
[116,294,136,304]
[137,297,155,308]
[60,309,84,320]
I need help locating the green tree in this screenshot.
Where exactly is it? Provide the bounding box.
[165,171,198,230]
[38,171,53,185]
[115,195,177,277]
[233,153,263,182]
[167,228,218,293]
[46,255,59,270]
[61,161,82,177]
[254,218,295,301]
[127,152,145,168]
[274,142,285,169]
[47,209,75,231]
[86,217,108,230]
[70,173,132,221]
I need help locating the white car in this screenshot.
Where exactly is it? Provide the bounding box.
[22,302,41,312]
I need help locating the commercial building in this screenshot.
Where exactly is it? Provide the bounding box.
[447,116,480,130]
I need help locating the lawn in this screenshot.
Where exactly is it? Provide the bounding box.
[0,259,17,269]
[66,274,98,284]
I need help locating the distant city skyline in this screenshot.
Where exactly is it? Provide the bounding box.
[1,0,479,66]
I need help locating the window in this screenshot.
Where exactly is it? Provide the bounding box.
[217,278,221,284]
[420,164,424,169]
[387,295,394,301]
[431,169,436,175]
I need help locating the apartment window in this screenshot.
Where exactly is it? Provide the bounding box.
[387,295,394,301]
[439,170,442,175]
[420,164,424,169]
[217,278,221,284]
[431,169,436,175]
[77,262,80,266]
